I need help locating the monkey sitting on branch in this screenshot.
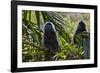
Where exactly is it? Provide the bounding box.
[72,20,90,59]
[41,22,61,60]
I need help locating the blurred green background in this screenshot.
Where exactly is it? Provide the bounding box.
[22,10,90,62]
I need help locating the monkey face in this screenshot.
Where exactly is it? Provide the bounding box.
[75,21,87,34]
[44,22,56,33]
[78,21,86,31]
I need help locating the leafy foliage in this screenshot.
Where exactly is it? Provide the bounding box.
[22,10,90,62]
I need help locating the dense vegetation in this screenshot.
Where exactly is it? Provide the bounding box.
[22,10,90,62]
